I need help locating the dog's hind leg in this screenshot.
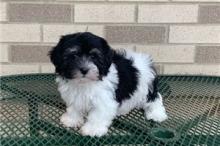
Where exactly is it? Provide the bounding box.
[143,93,168,122]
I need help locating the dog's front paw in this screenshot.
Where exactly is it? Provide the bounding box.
[80,123,108,137]
[60,113,83,128]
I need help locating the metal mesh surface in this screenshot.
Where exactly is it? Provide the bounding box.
[0,74,219,146]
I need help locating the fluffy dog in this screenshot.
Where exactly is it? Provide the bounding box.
[49,32,168,137]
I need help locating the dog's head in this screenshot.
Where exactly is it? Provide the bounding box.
[49,32,113,82]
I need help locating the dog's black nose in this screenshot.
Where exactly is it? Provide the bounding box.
[80,68,89,75]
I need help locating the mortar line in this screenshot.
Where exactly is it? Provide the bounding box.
[135,4,138,23]
[40,24,43,43]
[4,0,220,5]
[71,3,74,23]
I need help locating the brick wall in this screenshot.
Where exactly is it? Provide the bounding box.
[0,0,220,76]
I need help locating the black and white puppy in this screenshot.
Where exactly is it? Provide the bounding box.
[49,32,167,137]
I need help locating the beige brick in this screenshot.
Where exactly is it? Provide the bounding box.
[75,4,135,23]
[110,44,135,50]
[10,45,52,63]
[136,45,195,63]
[199,5,220,23]
[0,64,39,76]
[195,46,220,63]
[40,64,55,73]
[0,2,7,21]
[58,0,106,2]
[169,26,220,43]
[0,44,9,62]
[8,3,71,23]
[173,0,220,1]
[154,64,163,74]
[164,64,220,76]
[43,25,104,43]
[109,0,169,2]
[105,26,166,44]
[138,5,198,23]
[0,24,40,42]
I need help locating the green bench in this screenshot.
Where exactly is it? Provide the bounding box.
[1,74,219,146]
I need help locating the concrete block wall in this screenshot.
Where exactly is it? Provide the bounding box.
[0,0,220,76]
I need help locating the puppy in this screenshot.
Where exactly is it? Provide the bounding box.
[49,32,168,137]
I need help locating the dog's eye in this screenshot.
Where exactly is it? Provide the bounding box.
[63,54,77,61]
[71,53,78,57]
[90,54,97,59]
[63,56,68,60]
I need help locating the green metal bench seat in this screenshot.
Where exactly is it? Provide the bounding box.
[1,74,219,146]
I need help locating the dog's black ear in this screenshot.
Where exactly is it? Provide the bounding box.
[100,37,112,56]
[48,36,65,67]
[100,38,114,75]
[48,46,58,66]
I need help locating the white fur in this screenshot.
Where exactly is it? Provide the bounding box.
[144,93,168,122]
[56,50,167,137]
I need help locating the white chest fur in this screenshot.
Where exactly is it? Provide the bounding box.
[56,64,119,114]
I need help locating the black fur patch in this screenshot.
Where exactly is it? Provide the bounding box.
[147,66,159,102]
[113,51,139,103]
